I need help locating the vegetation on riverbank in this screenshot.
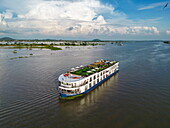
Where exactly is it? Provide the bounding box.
[0,40,105,50]
[0,37,111,43]
[0,43,62,50]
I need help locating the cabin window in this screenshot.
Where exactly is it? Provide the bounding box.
[75,89,79,93]
[84,80,88,84]
[90,77,92,82]
[62,89,66,93]
[97,79,99,83]
[67,90,74,94]
[85,86,88,91]
[71,90,74,93]
[89,83,92,88]
[62,82,68,85]
[94,75,96,80]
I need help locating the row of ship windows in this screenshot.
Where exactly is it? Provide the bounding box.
[86,71,115,84]
[61,68,117,87]
[90,70,109,81]
[59,88,80,94]
[59,74,110,94]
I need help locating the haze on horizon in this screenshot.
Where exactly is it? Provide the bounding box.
[0,0,170,40]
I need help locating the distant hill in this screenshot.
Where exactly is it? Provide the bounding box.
[92,39,101,42]
[0,37,15,41]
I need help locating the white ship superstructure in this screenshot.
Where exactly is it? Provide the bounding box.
[58,59,119,99]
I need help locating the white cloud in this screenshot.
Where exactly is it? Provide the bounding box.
[0,0,160,38]
[19,0,112,21]
[0,14,8,27]
[3,10,14,19]
[166,30,170,35]
[138,2,167,10]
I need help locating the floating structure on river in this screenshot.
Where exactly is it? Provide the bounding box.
[58,59,119,99]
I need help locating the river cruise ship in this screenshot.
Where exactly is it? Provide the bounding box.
[58,59,119,99]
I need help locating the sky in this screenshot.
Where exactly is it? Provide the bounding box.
[0,0,170,40]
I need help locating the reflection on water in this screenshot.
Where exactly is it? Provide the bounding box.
[0,42,170,128]
[60,74,119,112]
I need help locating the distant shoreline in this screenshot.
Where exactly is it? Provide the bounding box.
[1,37,167,43]
[0,41,105,50]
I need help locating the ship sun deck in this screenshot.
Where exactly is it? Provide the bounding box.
[70,60,117,76]
[58,60,118,83]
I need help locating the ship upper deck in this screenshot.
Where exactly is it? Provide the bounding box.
[70,60,118,76]
[58,60,119,83]
[58,73,84,83]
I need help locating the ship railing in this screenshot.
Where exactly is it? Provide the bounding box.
[59,90,81,95]
[60,80,88,88]
[60,84,72,88]
[60,82,89,88]
[59,88,81,95]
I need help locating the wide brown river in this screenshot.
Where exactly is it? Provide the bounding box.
[0,41,170,128]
